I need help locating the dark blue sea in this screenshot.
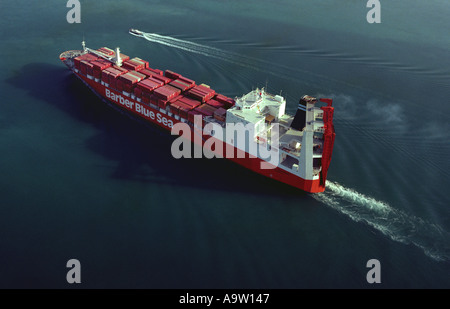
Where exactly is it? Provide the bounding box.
[0,0,449,288]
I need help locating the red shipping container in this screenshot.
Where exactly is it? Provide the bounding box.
[132,57,149,69]
[188,85,216,102]
[195,104,217,117]
[91,59,112,72]
[141,85,157,94]
[214,107,227,122]
[138,69,157,78]
[169,79,193,92]
[116,80,123,92]
[149,95,159,106]
[137,79,161,92]
[179,104,193,119]
[188,109,204,124]
[143,92,153,102]
[171,101,193,119]
[128,71,146,81]
[93,70,101,79]
[113,65,129,74]
[101,70,110,83]
[123,83,135,93]
[74,53,98,70]
[157,99,171,109]
[97,47,115,56]
[146,67,163,76]
[74,58,81,70]
[151,74,172,85]
[102,68,113,81]
[85,62,94,76]
[122,59,144,71]
[80,63,87,75]
[169,104,178,115]
[195,84,213,93]
[165,70,181,80]
[137,84,155,94]
[153,85,181,101]
[215,94,235,108]
[119,72,140,85]
[134,87,143,98]
[178,96,201,108]
[188,91,206,102]
[178,76,195,86]
[168,99,183,112]
[109,78,116,89]
[109,72,124,86]
[205,99,225,108]
[146,77,165,88]
[169,100,184,113]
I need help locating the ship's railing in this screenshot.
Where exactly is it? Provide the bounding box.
[315,127,325,133]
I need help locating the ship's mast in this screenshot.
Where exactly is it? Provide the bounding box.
[114,47,123,66]
[82,40,87,53]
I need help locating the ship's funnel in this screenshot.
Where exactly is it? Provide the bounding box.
[290,98,307,130]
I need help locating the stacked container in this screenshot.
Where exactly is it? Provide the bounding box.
[117,72,145,93]
[73,46,233,125]
[169,79,195,92]
[151,74,172,85]
[164,70,181,80]
[74,53,98,72]
[121,57,148,71]
[153,85,181,109]
[205,99,225,109]
[146,68,163,76]
[132,57,149,69]
[91,59,112,80]
[101,66,128,88]
[169,100,193,119]
[188,84,216,102]
[96,47,115,56]
[214,94,235,109]
[213,107,227,122]
[194,104,217,117]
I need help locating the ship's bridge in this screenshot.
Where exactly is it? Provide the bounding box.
[226,88,288,139]
[233,88,286,121]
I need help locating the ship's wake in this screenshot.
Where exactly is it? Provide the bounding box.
[133,31,341,101]
[313,181,450,262]
[139,32,268,72]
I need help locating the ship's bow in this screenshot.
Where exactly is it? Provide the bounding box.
[59,50,83,69]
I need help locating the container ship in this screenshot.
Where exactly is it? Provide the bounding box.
[59,39,336,193]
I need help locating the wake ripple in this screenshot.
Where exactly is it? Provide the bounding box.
[313,181,450,262]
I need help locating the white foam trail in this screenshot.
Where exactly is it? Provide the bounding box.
[313,181,450,262]
[141,32,265,72]
[133,31,343,97]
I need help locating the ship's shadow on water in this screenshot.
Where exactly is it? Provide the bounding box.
[7,63,308,197]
